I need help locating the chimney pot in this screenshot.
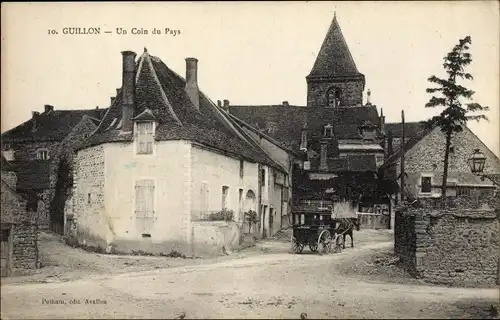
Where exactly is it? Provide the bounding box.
[282,101,289,106]
[223,100,230,108]
[44,105,54,113]
[116,88,120,95]
[217,100,222,107]
[121,50,137,131]
[32,111,40,118]
[185,58,200,111]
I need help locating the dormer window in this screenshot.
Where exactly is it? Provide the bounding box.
[327,87,342,108]
[360,121,376,141]
[36,149,49,160]
[136,121,155,155]
[323,124,333,137]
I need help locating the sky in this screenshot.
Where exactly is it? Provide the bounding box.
[1,1,499,156]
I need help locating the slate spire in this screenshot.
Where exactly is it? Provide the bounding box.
[308,14,363,79]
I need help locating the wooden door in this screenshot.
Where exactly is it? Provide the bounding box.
[1,227,11,277]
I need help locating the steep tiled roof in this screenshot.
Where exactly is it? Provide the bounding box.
[385,122,426,138]
[383,127,433,166]
[308,14,364,79]
[1,108,108,142]
[84,50,283,170]
[228,105,380,151]
[228,105,307,150]
[7,160,50,191]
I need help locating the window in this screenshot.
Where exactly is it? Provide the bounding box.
[135,179,155,234]
[420,176,432,193]
[323,124,333,137]
[239,160,244,178]
[449,145,455,153]
[36,149,49,160]
[222,186,229,210]
[136,122,154,155]
[327,88,342,107]
[261,169,266,186]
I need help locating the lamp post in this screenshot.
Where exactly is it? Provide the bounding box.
[468,149,487,176]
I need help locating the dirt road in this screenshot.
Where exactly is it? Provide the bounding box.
[2,230,498,319]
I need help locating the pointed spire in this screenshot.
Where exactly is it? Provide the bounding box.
[308,14,363,79]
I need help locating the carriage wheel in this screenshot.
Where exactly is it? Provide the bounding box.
[317,230,332,254]
[309,242,318,253]
[291,237,304,254]
[333,235,344,253]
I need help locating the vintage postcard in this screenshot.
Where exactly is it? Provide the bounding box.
[1,2,499,319]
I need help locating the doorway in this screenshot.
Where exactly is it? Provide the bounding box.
[1,226,12,277]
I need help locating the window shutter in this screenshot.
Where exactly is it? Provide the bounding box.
[137,122,154,154]
[135,179,155,233]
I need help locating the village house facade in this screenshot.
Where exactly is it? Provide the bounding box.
[0,105,107,234]
[67,49,291,256]
[381,123,500,202]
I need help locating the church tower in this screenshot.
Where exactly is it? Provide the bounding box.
[306,13,365,108]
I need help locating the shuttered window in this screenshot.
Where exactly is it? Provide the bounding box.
[135,179,155,233]
[136,122,154,154]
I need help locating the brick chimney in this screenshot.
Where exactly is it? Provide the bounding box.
[282,101,289,107]
[44,105,54,113]
[217,100,222,108]
[223,100,230,108]
[185,58,199,111]
[121,50,137,132]
[31,111,40,132]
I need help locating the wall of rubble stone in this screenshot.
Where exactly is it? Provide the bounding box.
[11,222,39,273]
[395,206,499,286]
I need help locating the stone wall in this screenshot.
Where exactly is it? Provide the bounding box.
[307,80,364,107]
[395,206,499,286]
[1,180,40,275]
[11,221,39,273]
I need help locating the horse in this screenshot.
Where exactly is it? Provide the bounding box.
[335,217,360,249]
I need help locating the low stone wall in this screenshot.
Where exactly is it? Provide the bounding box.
[12,222,39,274]
[191,221,242,257]
[395,206,499,286]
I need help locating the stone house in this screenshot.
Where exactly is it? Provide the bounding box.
[69,48,290,256]
[381,123,500,201]
[1,156,40,276]
[1,105,107,233]
[228,14,389,228]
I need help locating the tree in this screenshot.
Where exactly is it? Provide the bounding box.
[425,36,489,206]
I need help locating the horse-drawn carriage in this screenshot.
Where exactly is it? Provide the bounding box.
[290,210,358,254]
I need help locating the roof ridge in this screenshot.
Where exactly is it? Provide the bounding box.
[145,54,182,125]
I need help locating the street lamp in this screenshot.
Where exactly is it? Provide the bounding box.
[468,148,487,176]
